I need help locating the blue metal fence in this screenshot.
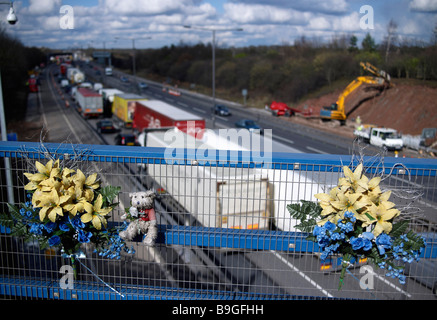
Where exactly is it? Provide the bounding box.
[1,141,437,300]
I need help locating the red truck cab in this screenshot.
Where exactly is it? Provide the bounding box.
[269,101,295,117]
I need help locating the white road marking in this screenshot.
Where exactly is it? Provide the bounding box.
[193,107,206,114]
[273,134,294,145]
[270,250,334,298]
[306,146,329,154]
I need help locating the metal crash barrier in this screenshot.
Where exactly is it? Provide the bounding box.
[0,141,436,300]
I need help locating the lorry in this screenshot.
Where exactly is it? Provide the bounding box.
[76,87,103,118]
[354,126,403,151]
[269,101,299,117]
[28,76,38,92]
[138,129,272,230]
[132,100,205,138]
[66,67,85,84]
[99,88,124,117]
[60,63,68,76]
[112,93,147,128]
[139,126,335,231]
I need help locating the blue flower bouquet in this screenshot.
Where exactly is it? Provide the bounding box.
[0,159,134,277]
[288,163,426,289]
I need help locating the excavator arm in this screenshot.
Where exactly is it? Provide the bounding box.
[320,62,391,123]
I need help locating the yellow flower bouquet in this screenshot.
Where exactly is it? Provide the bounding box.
[288,163,426,289]
[1,159,134,274]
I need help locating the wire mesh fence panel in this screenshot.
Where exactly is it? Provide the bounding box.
[0,141,436,300]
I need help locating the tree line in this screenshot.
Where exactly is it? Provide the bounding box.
[0,27,46,123]
[113,32,437,106]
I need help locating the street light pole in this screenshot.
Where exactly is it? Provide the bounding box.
[183,25,243,129]
[114,36,150,79]
[0,1,17,204]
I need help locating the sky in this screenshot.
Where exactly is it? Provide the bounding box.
[0,0,436,50]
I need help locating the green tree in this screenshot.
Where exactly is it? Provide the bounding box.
[348,35,358,53]
[362,33,377,52]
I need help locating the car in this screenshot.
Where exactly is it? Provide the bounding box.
[114,133,138,146]
[138,82,148,90]
[214,105,231,116]
[96,119,117,134]
[120,76,129,83]
[235,119,263,135]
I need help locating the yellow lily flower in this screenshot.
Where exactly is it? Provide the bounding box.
[39,177,62,192]
[330,191,371,223]
[373,190,396,209]
[34,188,70,222]
[367,202,400,236]
[80,194,112,230]
[364,176,381,202]
[24,159,61,190]
[73,170,100,199]
[315,187,342,217]
[63,197,94,216]
[339,163,369,193]
[61,167,76,189]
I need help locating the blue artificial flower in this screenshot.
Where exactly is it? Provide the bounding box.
[362,232,374,240]
[26,211,34,219]
[78,230,93,243]
[362,232,374,251]
[339,221,354,233]
[376,233,392,255]
[313,225,324,237]
[324,221,336,232]
[69,216,85,230]
[19,208,26,216]
[398,274,406,285]
[59,222,70,232]
[48,235,61,246]
[363,239,373,251]
[43,222,57,233]
[344,211,354,219]
[331,232,345,241]
[350,237,364,250]
[29,223,44,235]
[313,225,324,236]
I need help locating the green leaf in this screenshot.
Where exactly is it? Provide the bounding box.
[0,212,14,228]
[10,221,28,237]
[364,212,376,222]
[287,200,321,220]
[295,219,318,233]
[390,220,409,238]
[7,203,24,222]
[99,186,121,205]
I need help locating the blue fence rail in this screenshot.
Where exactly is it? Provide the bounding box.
[1,141,437,300]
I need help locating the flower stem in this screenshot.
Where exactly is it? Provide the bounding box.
[338,255,351,290]
[70,256,77,279]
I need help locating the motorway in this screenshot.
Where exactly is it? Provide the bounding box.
[27,62,436,300]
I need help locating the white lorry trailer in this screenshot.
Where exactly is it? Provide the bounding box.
[76,87,103,118]
[138,127,330,231]
[354,126,403,151]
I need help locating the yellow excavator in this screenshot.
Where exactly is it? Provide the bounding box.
[320,62,392,124]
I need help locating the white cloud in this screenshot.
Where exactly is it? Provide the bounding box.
[228,0,349,14]
[409,0,437,12]
[224,3,308,24]
[308,16,331,30]
[102,0,195,16]
[27,0,61,15]
[332,12,361,32]
[3,0,434,49]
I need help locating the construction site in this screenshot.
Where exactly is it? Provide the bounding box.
[285,62,437,157]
